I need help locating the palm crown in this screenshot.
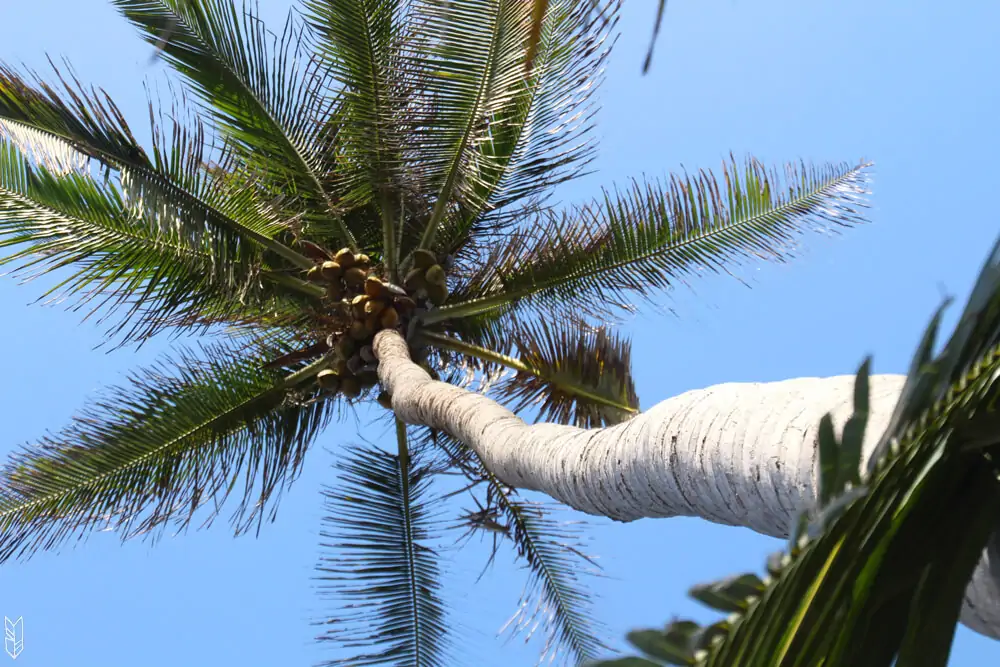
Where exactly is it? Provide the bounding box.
[0,0,871,664]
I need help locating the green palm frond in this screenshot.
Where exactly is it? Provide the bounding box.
[300,0,406,276]
[0,64,314,271]
[424,320,638,428]
[0,139,314,343]
[426,157,872,324]
[435,434,608,665]
[432,0,619,259]
[0,343,338,563]
[112,0,357,248]
[410,0,542,250]
[315,434,451,667]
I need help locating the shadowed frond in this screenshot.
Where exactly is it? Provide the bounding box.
[423,320,638,428]
[435,434,608,665]
[112,0,357,247]
[0,140,314,344]
[315,435,451,667]
[432,0,619,258]
[0,342,338,563]
[428,157,872,324]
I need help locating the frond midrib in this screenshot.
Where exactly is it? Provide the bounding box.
[425,163,867,323]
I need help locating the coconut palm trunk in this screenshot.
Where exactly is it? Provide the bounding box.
[373,328,1000,639]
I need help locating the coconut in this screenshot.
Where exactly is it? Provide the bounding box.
[426,282,448,306]
[349,320,370,340]
[351,294,369,317]
[355,253,371,269]
[365,313,381,332]
[364,299,386,316]
[326,282,344,300]
[403,267,426,291]
[333,358,349,375]
[317,369,340,391]
[306,265,324,282]
[340,375,361,398]
[359,345,376,363]
[379,306,400,329]
[344,267,367,288]
[412,249,437,270]
[364,276,388,299]
[425,264,446,287]
[334,248,355,268]
[320,261,342,281]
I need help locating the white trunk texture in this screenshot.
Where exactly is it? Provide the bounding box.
[373,330,1000,639]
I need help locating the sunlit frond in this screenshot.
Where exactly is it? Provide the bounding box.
[113,0,357,247]
[431,0,619,258]
[430,157,872,324]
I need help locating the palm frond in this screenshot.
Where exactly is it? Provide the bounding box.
[409,0,540,249]
[300,0,406,275]
[432,0,619,257]
[112,0,357,248]
[0,63,314,271]
[427,157,872,324]
[314,434,451,667]
[0,139,314,344]
[435,434,608,664]
[424,320,639,428]
[0,342,338,563]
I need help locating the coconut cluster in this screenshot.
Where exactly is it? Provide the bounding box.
[305,246,448,403]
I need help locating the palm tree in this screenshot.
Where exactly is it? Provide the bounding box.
[0,0,912,663]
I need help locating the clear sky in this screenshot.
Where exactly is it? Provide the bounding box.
[0,1,998,665]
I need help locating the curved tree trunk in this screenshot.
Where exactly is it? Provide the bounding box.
[373,330,1000,639]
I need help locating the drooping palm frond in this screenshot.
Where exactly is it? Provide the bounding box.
[0,64,316,273]
[112,0,357,247]
[315,434,451,667]
[434,434,608,665]
[423,319,638,428]
[427,157,872,325]
[0,342,338,563]
[432,0,619,261]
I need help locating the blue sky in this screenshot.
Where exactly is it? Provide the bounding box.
[0,1,998,665]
